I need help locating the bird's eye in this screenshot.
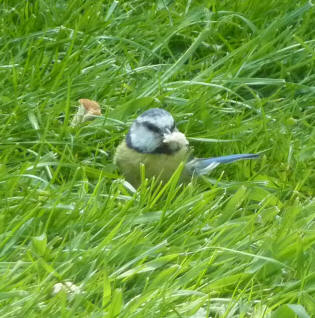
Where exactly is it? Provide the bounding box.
[143,122,161,133]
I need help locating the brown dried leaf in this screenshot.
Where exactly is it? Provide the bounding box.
[79,99,102,116]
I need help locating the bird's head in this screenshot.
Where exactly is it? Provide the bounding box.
[126,108,189,154]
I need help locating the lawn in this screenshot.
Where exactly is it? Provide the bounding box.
[0,0,315,317]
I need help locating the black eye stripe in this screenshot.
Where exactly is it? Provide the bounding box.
[143,122,161,133]
[141,120,176,134]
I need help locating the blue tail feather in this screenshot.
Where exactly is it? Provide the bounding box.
[186,153,259,175]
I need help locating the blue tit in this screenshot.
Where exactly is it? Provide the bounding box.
[114,108,258,187]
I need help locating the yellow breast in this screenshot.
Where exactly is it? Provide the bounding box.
[114,141,189,188]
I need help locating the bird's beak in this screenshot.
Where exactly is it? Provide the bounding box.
[163,128,171,136]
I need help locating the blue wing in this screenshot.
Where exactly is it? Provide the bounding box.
[186,153,259,175]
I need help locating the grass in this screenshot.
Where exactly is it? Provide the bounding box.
[0,0,315,317]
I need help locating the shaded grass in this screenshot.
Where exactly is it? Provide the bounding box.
[0,0,315,317]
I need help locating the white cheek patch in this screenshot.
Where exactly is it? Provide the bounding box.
[130,125,161,153]
[163,132,189,151]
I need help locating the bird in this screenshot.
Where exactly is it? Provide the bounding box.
[114,108,259,188]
